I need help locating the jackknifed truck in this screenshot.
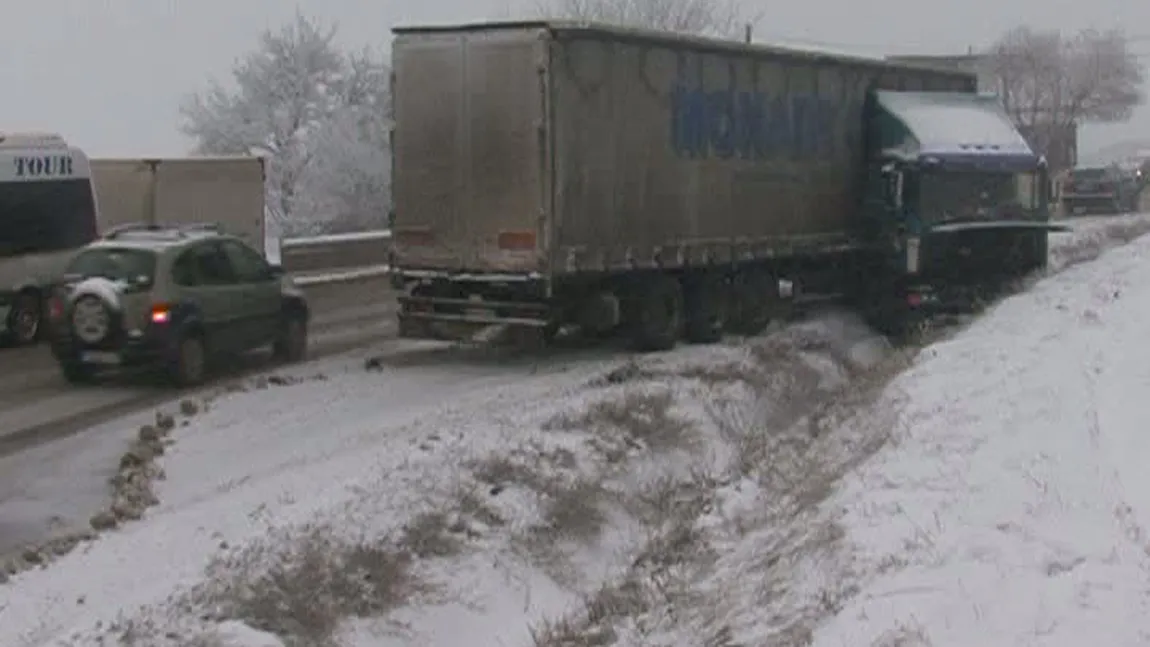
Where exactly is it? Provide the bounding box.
[388,20,1063,348]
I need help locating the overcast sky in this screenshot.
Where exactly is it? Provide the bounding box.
[2,0,1147,159]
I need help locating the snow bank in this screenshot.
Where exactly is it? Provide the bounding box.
[809,229,1150,646]
[0,310,894,647]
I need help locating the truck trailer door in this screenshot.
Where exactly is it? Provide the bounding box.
[392,26,549,275]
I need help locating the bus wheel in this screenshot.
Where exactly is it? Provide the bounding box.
[7,291,43,345]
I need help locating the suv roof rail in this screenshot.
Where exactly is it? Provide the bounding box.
[102,222,224,240]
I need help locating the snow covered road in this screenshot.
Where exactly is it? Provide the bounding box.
[3,214,1150,647]
[0,278,397,452]
[0,279,397,564]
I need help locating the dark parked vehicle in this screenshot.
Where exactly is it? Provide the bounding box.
[48,223,309,386]
[1062,165,1141,215]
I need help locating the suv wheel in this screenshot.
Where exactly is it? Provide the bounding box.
[273,315,308,363]
[8,292,42,345]
[72,294,114,345]
[170,335,208,387]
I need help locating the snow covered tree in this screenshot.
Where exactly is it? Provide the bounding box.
[300,47,392,233]
[985,27,1145,165]
[538,0,755,39]
[180,12,390,236]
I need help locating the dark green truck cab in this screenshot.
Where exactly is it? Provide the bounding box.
[861,91,1067,326]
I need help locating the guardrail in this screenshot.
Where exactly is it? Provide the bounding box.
[275,229,392,287]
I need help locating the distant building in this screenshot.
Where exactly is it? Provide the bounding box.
[887,53,1078,171]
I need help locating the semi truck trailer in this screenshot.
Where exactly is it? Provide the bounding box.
[389,21,1062,348]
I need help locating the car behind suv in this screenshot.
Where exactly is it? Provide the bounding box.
[48,223,309,386]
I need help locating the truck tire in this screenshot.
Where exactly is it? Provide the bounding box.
[627,274,683,352]
[682,273,725,344]
[727,269,775,335]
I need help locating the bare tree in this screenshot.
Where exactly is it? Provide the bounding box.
[985,26,1145,165]
[538,0,756,39]
[180,12,390,236]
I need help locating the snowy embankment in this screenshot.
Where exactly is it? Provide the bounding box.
[2,215,1150,647]
[812,232,1150,646]
[1,318,898,647]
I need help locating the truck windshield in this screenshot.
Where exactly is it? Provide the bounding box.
[920,170,1040,224]
[0,179,98,258]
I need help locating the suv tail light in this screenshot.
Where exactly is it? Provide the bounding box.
[48,295,64,321]
[151,304,172,324]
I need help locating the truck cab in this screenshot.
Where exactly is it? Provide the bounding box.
[864,91,1064,320]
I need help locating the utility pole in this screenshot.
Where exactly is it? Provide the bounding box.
[744,23,752,44]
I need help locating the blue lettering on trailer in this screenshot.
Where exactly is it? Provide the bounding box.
[670,58,839,161]
[13,154,74,178]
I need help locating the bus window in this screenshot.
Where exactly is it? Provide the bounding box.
[0,151,98,258]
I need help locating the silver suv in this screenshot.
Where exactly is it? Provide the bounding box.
[48,223,309,386]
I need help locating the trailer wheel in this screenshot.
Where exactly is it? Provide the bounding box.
[727,269,775,336]
[627,274,683,352]
[682,273,726,344]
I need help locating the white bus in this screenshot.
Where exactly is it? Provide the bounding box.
[0,133,98,345]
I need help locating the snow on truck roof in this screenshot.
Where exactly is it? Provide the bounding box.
[0,132,68,149]
[392,20,974,76]
[876,91,1039,169]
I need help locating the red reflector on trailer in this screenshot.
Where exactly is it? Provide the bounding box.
[497,231,536,250]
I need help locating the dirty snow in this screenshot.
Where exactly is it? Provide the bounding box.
[0,316,889,647]
[1,216,1150,647]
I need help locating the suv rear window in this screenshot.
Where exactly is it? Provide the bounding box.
[65,248,157,288]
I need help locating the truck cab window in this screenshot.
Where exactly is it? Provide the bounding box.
[921,171,1038,224]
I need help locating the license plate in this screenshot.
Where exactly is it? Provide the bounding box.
[80,351,121,365]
